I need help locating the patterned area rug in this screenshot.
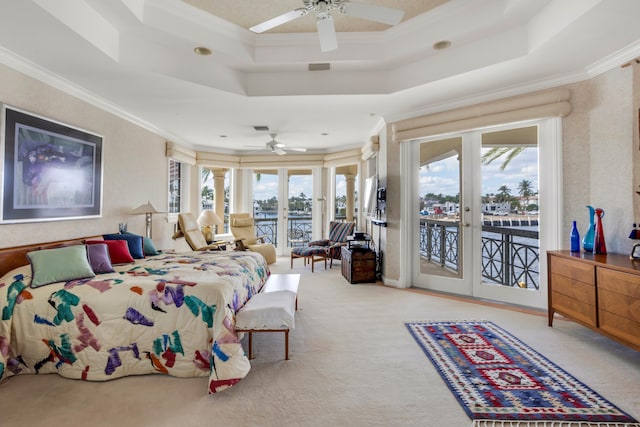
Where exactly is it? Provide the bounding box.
[405,321,639,427]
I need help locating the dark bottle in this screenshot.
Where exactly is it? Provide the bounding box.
[570,221,580,252]
[594,208,606,254]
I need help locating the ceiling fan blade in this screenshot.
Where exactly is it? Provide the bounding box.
[317,15,337,52]
[249,9,306,33]
[273,148,287,155]
[340,2,405,26]
[287,147,308,152]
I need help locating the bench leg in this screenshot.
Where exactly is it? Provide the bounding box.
[285,329,289,360]
[248,331,253,359]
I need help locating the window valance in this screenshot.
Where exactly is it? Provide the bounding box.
[166,141,196,165]
[392,88,571,143]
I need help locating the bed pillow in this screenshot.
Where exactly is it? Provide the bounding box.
[103,233,144,259]
[122,231,159,256]
[86,239,135,264]
[27,245,96,288]
[86,243,115,274]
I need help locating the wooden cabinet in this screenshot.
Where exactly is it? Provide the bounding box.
[547,251,640,351]
[341,246,376,284]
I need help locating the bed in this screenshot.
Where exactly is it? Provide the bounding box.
[0,236,269,394]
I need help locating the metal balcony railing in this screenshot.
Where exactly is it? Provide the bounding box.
[419,218,540,289]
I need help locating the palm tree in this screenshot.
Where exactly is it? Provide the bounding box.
[495,185,512,203]
[482,146,525,171]
[517,179,533,210]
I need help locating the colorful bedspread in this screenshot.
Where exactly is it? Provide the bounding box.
[0,250,269,394]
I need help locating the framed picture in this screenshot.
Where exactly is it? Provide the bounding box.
[1,106,103,223]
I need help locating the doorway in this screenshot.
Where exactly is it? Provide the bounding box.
[410,120,558,308]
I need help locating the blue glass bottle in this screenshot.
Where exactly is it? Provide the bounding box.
[570,221,580,252]
[582,205,595,252]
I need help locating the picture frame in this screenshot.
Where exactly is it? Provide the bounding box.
[1,105,103,223]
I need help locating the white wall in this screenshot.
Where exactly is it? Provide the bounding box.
[0,64,174,250]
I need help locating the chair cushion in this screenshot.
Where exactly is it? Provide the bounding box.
[185,229,209,251]
[328,222,355,243]
[232,216,254,227]
[247,243,277,264]
[292,246,327,257]
[307,239,330,247]
[178,213,200,232]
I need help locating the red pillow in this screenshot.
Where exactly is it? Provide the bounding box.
[85,239,135,265]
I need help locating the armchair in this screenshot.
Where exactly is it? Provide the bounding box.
[174,213,226,251]
[229,213,277,264]
[308,221,356,267]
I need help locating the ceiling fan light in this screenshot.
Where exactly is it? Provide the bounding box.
[193,46,212,56]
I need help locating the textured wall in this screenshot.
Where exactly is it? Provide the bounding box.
[564,65,636,255]
[0,64,172,250]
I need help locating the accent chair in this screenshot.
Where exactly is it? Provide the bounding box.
[229,213,277,264]
[311,221,356,267]
[175,213,226,251]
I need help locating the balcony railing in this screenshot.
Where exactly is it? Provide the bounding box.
[419,219,540,289]
[251,217,313,247]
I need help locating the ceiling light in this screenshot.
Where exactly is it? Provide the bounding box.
[433,40,451,50]
[193,46,212,56]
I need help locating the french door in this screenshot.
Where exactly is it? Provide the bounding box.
[410,119,561,308]
[252,168,315,255]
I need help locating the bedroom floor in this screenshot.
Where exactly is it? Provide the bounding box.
[1,257,639,427]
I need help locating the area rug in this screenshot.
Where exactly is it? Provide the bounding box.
[405,321,639,427]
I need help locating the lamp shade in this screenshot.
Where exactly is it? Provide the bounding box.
[198,210,223,227]
[130,201,160,215]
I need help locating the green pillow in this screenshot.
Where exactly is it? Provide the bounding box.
[27,245,96,288]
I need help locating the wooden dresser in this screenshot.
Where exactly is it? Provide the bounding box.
[547,250,640,351]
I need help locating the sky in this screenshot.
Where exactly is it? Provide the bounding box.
[251,173,346,202]
[419,147,539,198]
[204,147,538,204]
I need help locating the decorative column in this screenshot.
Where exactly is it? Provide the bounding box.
[213,169,226,231]
[345,173,356,222]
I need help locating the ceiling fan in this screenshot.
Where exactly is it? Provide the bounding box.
[249,0,405,52]
[246,134,308,156]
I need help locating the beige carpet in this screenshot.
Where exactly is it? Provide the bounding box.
[1,257,639,427]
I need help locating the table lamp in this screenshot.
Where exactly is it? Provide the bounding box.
[130,201,160,239]
[198,210,223,242]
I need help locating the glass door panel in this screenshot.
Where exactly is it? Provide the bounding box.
[414,136,472,295]
[287,170,313,248]
[475,126,541,305]
[253,170,278,246]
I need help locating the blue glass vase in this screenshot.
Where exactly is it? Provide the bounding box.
[570,221,580,252]
[582,205,595,252]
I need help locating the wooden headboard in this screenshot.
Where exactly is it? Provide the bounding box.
[0,236,102,277]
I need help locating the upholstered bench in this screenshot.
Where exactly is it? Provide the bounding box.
[235,274,300,360]
[290,245,328,272]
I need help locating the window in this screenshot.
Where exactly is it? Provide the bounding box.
[168,159,182,214]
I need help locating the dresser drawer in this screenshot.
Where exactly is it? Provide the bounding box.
[597,267,640,345]
[549,256,595,285]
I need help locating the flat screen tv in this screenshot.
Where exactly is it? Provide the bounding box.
[363,177,377,215]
